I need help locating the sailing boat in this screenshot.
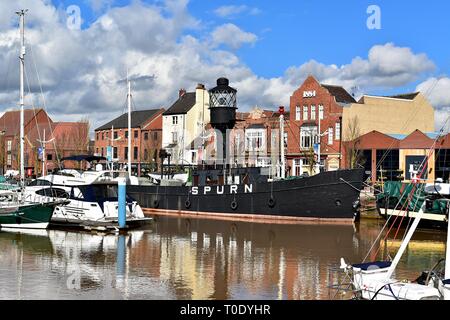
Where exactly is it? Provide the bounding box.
[336,129,450,300]
[0,10,63,230]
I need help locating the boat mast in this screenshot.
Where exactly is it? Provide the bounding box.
[315,116,321,175]
[127,74,132,178]
[279,106,285,179]
[111,125,114,174]
[385,202,426,279]
[17,10,27,188]
[444,201,450,300]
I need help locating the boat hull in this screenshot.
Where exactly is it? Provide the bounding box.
[0,203,54,230]
[128,169,364,221]
[377,207,448,229]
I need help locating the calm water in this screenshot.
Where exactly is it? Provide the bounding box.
[0,216,446,300]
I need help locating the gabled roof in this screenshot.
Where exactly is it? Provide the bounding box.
[163,92,196,116]
[0,109,49,136]
[96,109,162,131]
[321,84,357,104]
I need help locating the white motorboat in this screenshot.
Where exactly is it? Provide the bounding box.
[25,173,151,230]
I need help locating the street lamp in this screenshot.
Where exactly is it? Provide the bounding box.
[105,125,121,174]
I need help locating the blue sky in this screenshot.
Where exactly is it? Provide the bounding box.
[53,0,450,84]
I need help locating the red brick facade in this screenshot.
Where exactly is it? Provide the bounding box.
[94,109,164,175]
[0,109,90,176]
[287,76,349,175]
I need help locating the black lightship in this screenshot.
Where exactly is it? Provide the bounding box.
[128,78,364,223]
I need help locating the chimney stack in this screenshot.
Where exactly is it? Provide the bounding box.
[179,88,186,98]
[196,83,205,90]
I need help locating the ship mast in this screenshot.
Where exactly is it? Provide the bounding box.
[127,73,132,178]
[17,10,27,189]
[279,106,286,179]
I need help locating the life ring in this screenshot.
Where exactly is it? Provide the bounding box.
[185,199,191,209]
[268,197,276,208]
[231,200,238,211]
[153,199,159,208]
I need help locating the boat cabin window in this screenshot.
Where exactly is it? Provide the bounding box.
[71,187,84,199]
[28,179,52,186]
[36,188,69,198]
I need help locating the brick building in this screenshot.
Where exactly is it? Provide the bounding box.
[94,108,164,175]
[344,129,450,184]
[231,107,288,171]
[287,75,436,177]
[0,108,89,176]
[287,76,355,176]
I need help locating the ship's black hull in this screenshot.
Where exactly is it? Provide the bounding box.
[128,169,364,222]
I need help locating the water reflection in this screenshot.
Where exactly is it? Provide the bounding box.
[0,217,446,300]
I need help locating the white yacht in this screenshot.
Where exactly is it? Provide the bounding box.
[24,170,151,230]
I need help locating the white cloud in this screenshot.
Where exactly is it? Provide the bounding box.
[211,23,258,49]
[284,43,435,90]
[214,5,261,18]
[417,77,450,131]
[0,1,440,134]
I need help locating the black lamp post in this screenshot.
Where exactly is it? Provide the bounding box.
[208,77,237,167]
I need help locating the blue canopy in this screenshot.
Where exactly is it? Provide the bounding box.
[61,155,106,162]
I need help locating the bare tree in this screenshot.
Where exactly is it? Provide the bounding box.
[74,117,90,154]
[344,116,364,169]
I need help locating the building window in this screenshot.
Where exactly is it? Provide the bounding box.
[7,140,12,151]
[7,154,11,166]
[335,122,341,140]
[303,106,308,121]
[133,147,138,160]
[295,106,301,121]
[96,132,99,141]
[102,132,104,140]
[47,154,52,161]
[106,132,109,139]
[311,105,316,120]
[284,132,288,148]
[113,147,117,159]
[144,149,148,161]
[125,131,128,139]
[101,148,104,156]
[125,147,128,160]
[173,116,178,125]
[300,126,317,149]
[134,130,138,139]
[245,129,265,152]
[293,159,303,176]
[144,132,149,140]
[172,132,178,143]
[153,131,158,140]
[319,105,324,120]
[96,148,99,154]
[328,127,334,145]
[114,131,118,139]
